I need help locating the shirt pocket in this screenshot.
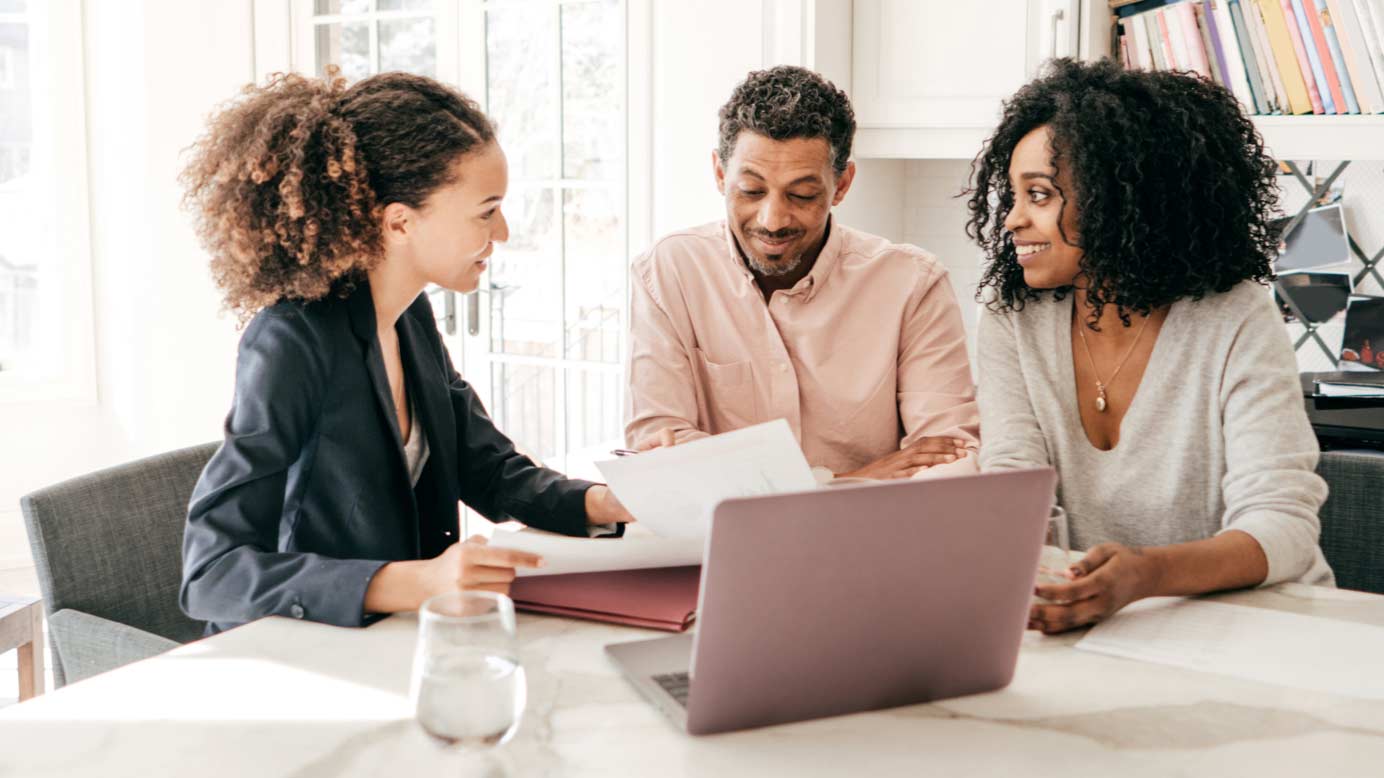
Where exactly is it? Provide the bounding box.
[692,347,758,433]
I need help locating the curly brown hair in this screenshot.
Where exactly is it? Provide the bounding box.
[181,69,496,318]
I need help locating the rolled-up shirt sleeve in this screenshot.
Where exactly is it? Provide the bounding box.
[897,264,980,453]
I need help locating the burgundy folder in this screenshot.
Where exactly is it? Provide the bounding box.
[509,566,701,632]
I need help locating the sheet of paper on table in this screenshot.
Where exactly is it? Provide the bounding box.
[594,419,818,540]
[487,528,704,577]
[1075,597,1384,700]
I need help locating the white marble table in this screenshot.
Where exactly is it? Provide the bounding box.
[2,583,1383,777]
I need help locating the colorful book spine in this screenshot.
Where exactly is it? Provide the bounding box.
[1258,0,1315,113]
[1201,1,1235,82]
[1349,0,1384,110]
[1175,3,1214,76]
[1290,0,1340,111]
[1315,0,1364,111]
[1302,0,1352,111]
[1144,11,1171,69]
[1212,0,1260,107]
[1247,0,1290,110]
[1281,0,1329,111]
[1164,8,1192,69]
[1195,4,1229,83]
[1157,8,1183,69]
[1231,0,1274,110]
[1134,13,1157,69]
[1366,0,1384,57]
[1327,0,1384,111]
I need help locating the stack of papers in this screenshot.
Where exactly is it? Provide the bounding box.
[1312,370,1384,398]
[593,419,817,539]
[1075,598,1384,699]
[491,420,818,576]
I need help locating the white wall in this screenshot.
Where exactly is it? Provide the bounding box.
[0,0,252,510]
[649,0,770,238]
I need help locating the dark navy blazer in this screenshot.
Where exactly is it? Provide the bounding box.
[180,283,597,633]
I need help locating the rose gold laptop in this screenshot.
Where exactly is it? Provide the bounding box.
[605,467,1056,735]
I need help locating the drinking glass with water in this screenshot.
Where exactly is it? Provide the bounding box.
[1035,510,1072,591]
[412,591,527,750]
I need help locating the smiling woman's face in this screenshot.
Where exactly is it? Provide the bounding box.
[1001,125,1084,290]
[399,141,511,294]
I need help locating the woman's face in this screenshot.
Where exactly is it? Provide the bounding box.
[401,141,510,294]
[1002,125,1084,290]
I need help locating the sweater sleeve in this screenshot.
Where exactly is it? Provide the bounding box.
[1216,292,1329,585]
[977,306,1054,472]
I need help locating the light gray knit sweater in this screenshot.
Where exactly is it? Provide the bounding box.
[977,280,1333,586]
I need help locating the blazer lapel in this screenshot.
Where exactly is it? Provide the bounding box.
[347,282,409,468]
[398,309,459,505]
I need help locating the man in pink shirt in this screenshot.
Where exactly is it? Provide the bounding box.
[626,66,979,480]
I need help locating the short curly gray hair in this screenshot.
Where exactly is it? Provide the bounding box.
[717,65,856,176]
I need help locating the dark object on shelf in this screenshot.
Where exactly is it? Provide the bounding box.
[1275,272,1352,323]
[1301,373,1384,451]
[1271,204,1352,274]
[1311,371,1384,398]
[1341,296,1384,371]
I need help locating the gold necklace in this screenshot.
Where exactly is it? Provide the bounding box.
[1075,311,1151,413]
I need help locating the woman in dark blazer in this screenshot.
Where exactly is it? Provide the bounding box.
[178,70,633,634]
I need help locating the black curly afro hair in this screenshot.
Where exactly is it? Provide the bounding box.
[965,58,1280,328]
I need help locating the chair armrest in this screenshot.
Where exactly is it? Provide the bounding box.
[47,608,180,685]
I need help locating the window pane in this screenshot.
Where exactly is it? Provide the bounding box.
[315,22,370,81]
[0,16,33,374]
[491,363,558,463]
[314,0,371,16]
[565,367,621,471]
[561,0,622,181]
[377,0,433,10]
[379,16,435,76]
[563,187,622,362]
[490,187,561,358]
[485,5,559,180]
[0,23,31,184]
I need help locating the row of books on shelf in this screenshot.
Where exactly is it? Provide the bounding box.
[1113,0,1384,115]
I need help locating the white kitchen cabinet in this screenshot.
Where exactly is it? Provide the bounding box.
[847,0,1105,158]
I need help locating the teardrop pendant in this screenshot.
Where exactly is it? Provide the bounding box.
[1095,384,1108,413]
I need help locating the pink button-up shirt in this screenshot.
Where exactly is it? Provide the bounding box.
[626,220,979,476]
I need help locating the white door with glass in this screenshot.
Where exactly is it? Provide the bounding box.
[282,0,628,480]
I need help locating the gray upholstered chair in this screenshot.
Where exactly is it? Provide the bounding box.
[1317,449,1384,595]
[19,442,219,687]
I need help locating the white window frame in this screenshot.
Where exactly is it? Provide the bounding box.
[0,46,14,90]
[0,0,96,405]
[256,0,652,477]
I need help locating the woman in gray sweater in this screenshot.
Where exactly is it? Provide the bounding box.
[966,59,1332,634]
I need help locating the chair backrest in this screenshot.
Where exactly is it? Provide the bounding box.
[20,443,220,651]
[1317,449,1384,595]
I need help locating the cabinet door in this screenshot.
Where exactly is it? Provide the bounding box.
[852,0,1078,129]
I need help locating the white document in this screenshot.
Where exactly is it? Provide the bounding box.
[1075,598,1384,700]
[594,419,818,539]
[487,529,704,577]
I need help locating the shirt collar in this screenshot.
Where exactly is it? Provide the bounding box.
[720,216,843,303]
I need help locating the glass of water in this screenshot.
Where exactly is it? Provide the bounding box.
[1036,509,1072,589]
[412,591,527,750]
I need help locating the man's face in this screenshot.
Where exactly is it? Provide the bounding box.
[714,132,854,277]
